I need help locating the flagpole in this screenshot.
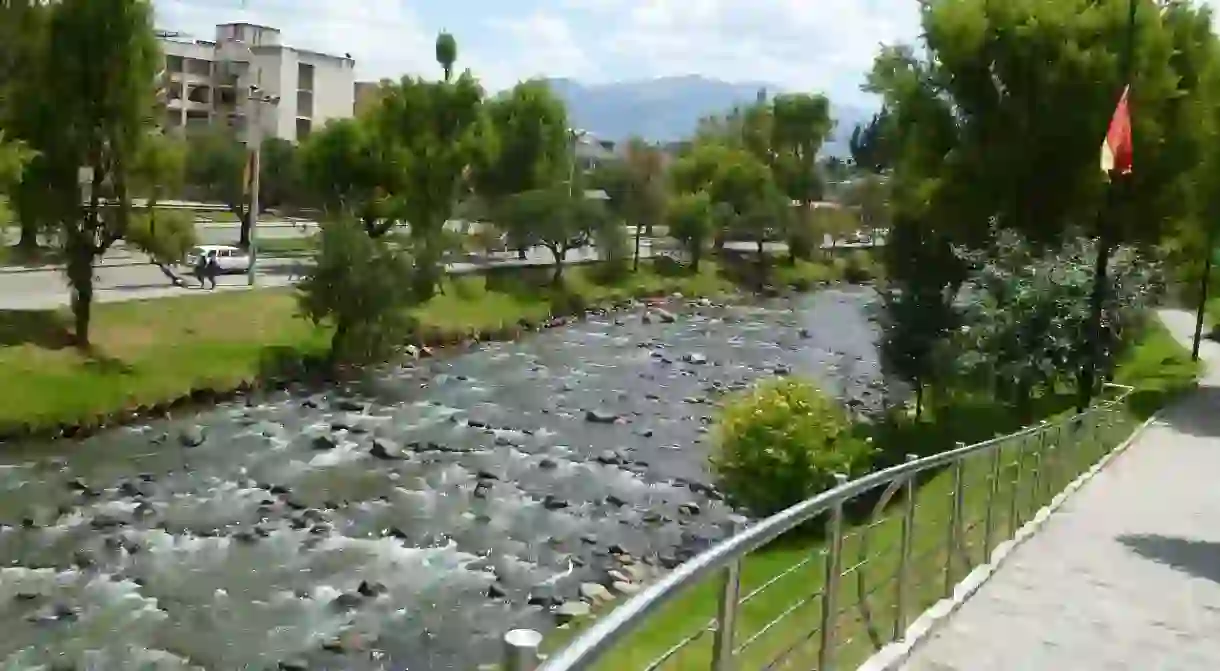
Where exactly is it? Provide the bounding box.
[1191,226,1215,361]
[1080,0,1138,411]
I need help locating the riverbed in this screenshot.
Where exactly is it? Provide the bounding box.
[0,288,885,671]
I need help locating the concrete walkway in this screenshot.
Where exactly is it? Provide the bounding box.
[900,309,1220,670]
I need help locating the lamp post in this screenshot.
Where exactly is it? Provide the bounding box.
[246,87,280,287]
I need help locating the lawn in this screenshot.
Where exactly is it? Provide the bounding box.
[542,317,1198,671]
[0,259,749,435]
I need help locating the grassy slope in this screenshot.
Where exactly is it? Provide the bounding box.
[0,260,741,432]
[545,317,1198,671]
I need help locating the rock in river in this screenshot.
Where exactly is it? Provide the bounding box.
[585,409,619,424]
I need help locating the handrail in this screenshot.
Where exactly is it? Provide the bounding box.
[506,383,1134,671]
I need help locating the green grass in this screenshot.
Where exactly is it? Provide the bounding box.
[543,316,1199,671]
[0,258,751,434]
[256,234,317,257]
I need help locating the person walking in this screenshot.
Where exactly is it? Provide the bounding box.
[205,254,219,290]
[193,254,208,289]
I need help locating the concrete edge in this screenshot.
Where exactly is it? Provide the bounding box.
[856,411,1163,671]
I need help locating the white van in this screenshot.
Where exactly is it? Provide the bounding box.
[184,245,251,274]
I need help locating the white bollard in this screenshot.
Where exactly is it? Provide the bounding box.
[503,628,543,671]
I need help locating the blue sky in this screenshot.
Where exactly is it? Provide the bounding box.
[153,0,923,106]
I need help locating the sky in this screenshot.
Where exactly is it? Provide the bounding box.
[152,0,924,106]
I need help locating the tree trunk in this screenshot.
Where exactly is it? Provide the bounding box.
[66,237,94,349]
[329,320,350,366]
[633,223,642,272]
[238,208,251,248]
[15,187,41,250]
[756,238,767,290]
[549,245,565,285]
[691,244,701,272]
[518,247,527,260]
[914,382,924,420]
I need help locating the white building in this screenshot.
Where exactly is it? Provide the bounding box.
[158,23,355,144]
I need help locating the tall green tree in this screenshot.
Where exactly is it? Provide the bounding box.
[370,33,493,299]
[299,116,393,234]
[499,186,608,284]
[849,109,893,175]
[770,93,833,262]
[666,190,715,271]
[621,138,667,271]
[29,0,160,347]
[184,128,252,243]
[474,78,569,257]
[1,0,51,250]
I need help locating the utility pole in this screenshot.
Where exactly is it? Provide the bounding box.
[245,88,279,287]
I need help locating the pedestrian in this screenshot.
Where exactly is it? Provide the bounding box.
[205,255,219,290]
[193,255,207,288]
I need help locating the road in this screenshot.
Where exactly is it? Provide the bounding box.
[0,243,647,310]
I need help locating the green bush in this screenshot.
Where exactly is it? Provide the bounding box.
[712,378,874,517]
[843,250,876,284]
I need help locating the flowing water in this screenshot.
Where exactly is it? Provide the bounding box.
[0,289,886,671]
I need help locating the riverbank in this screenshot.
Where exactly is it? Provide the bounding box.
[0,257,836,440]
[544,316,1199,670]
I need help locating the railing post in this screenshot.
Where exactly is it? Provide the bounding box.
[1008,431,1028,537]
[983,440,1003,560]
[503,629,542,671]
[1030,423,1048,511]
[943,445,966,598]
[817,473,849,671]
[893,454,918,641]
[711,516,746,671]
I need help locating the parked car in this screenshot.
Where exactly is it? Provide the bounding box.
[183,245,251,274]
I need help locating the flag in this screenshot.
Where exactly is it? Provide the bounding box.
[1100,85,1133,176]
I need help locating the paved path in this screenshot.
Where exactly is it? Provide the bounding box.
[900,309,1220,670]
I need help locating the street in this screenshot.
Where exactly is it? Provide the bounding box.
[0,241,645,310]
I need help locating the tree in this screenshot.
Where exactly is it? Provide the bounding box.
[435,32,457,82]
[0,131,33,192]
[474,79,569,258]
[841,175,891,240]
[0,0,50,250]
[499,186,608,284]
[666,190,715,271]
[185,128,251,243]
[621,138,668,271]
[297,217,418,366]
[28,0,160,347]
[370,33,493,299]
[299,117,393,235]
[849,109,893,175]
[770,93,833,262]
[953,228,1160,420]
[130,130,192,285]
[259,137,303,212]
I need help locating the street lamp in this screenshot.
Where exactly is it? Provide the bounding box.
[246,86,280,287]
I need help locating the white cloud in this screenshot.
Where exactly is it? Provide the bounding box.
[152,0,923,102]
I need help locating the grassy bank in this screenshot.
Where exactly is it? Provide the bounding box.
[545,317,1198,671]
[0,259,749,435]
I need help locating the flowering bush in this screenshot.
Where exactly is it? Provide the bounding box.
[712,378,873,517]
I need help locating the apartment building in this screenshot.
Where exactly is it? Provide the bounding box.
[158,23,355,144]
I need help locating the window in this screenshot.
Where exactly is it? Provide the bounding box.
[296,118,312,140]
[185,58,211,77]
[296,90,313,118]
[166,55,184,73]
[297,62,315,90]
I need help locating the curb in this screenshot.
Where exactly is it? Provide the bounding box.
[857,409,1165,671]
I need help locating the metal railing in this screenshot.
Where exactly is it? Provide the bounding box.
[502,383,1135,671]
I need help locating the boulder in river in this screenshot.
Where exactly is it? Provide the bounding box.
[655,308,677,323]
[178,426,205,447]
[683,352,708,365]
[311,434,338,450]
[585,409,619,424]
[555,600,591,624]
[369,438,404,460]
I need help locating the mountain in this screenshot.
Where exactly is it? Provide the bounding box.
[543,75,875,157]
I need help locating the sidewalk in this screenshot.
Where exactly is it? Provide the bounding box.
[899,309,1220,670]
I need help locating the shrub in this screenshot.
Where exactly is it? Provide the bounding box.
[843,250,876,284]
[712,378,874,518]
[297,217,418,366]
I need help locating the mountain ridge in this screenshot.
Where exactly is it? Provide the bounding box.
[543,75,874,157]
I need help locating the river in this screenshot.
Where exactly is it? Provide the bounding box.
[0,289,885,671]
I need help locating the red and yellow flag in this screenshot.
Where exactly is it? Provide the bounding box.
[1100,86,1133,176]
